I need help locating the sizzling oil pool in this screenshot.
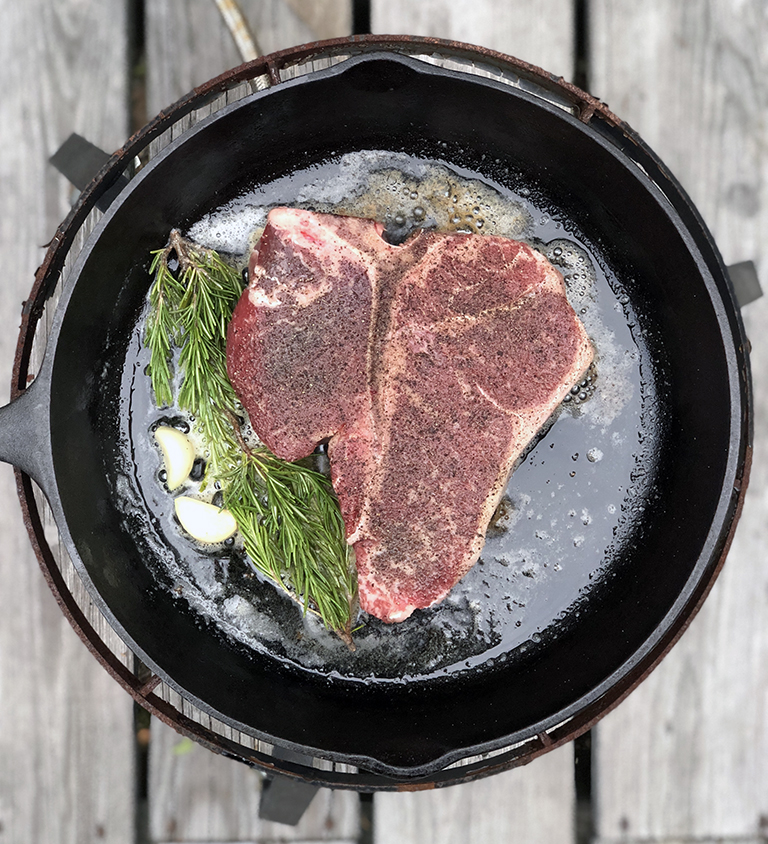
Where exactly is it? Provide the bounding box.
[121,151,662,683]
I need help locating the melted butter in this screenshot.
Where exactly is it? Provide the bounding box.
[311,160,533,243]
[189,152,532,257]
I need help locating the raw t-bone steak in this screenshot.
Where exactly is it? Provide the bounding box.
[227,207,593,622]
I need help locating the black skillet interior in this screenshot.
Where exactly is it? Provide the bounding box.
[46,53,748,778]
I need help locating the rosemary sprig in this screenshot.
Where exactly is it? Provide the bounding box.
[144,231,356,640]
[222,453,356,637]
[146,231,244,480]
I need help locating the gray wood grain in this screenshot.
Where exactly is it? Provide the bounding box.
[374,746,576,844]
[590,0,768,840]
[0,1,136,843]
[145,0,351,118]
[149,722,359,842]
[371,0,575,82]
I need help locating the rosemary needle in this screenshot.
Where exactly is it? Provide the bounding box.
[144,231,356,639]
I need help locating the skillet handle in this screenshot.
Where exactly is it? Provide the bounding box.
[0,375,54,497]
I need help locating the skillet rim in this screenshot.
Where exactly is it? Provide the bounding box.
[9,41,753,784]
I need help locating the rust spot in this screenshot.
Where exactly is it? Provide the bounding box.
[397,781,436,792]
[537,730,554,747]
[578,102,597,123]
[138,674,161,697]
[266,61,281,86]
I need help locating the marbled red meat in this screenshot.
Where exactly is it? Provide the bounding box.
[227,208,593,622]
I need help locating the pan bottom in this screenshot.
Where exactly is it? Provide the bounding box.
[116,150,664,685]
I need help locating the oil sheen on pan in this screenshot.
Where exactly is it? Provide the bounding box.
[118,150,664,684]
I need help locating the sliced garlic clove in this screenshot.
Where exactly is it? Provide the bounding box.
[155,425,196,490]
[174,496,237,543]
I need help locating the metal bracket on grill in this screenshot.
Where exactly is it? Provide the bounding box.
[49,133,129,212]
[258,747,320,825]
[728,260,763,308]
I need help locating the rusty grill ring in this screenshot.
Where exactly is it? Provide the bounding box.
[10,35,750,791]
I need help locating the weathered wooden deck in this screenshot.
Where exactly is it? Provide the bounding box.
[1,1,767,841]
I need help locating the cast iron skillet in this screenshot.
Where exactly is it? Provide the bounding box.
[0,49,751,779]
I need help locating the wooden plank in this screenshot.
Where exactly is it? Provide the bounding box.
[371,0,575,82]
[374,746,575,844]
[589,0,768,840]
[149,722,359,842]
[144,3,359,840]
[592,837,765,844]
[145,0,351,119]
[368,3,577,842]
[0,2,136,843]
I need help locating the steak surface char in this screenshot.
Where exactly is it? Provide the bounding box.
[227,208,593,622]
